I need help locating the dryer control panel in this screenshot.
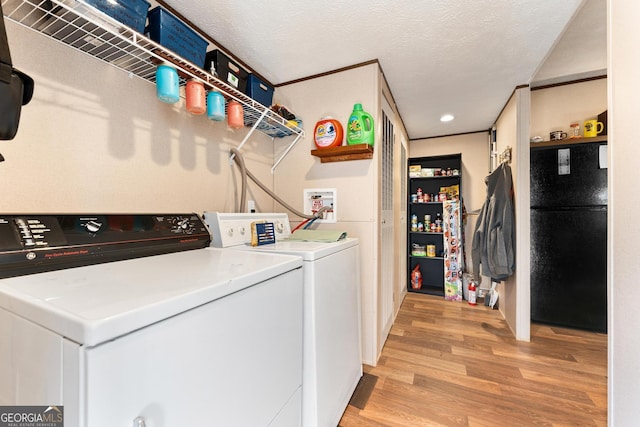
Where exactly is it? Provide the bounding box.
[0,214,211,278]
[203,212,291,248]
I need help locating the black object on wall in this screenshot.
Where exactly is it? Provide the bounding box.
[530,141,607,333]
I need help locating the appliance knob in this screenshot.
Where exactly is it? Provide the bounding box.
[226,227,234,237]
[239,226,246,235]
[85,220,102,233]
[133,417,146,427]
[275,221,284,233]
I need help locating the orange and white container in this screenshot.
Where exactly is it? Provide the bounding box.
[314,118,344,149]
[185,79,206,115]
[227,100,244,129]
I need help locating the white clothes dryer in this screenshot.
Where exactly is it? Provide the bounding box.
[204,212,362,427]
[0,214,304,427]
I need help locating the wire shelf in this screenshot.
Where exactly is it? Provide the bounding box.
[2,0,305,142]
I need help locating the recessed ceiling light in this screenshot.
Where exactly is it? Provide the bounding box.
[440,114,454,122]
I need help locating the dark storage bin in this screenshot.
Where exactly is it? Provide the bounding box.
[146,7,208,66]
[598,110,608,135]
[84,0,150,33]
[246,74,274,106]
[205,50,248,93]
[39,0,139,61]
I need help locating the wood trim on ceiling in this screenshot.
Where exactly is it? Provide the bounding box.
[275,59,380,87]
[277,59,412,141]
[531,74,607,91]
[409,129,491,142]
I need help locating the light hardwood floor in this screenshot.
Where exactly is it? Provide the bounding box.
[340,292,607,427]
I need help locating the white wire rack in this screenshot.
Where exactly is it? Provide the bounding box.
[3,0,305,170]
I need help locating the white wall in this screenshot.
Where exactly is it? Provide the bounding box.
[492,87,531,342]
[394,117,409,317]
[274,64,383,365]
[609,1,640,424]
[530,78,607,139]
[3,21,275,214]
[500,88,531,341]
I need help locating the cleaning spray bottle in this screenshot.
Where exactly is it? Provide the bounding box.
[346,103,374,146]
[468,280,477,306]
[411,265,422,289]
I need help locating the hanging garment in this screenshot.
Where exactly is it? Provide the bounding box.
[471,162,515,282]
[0,1,34,141]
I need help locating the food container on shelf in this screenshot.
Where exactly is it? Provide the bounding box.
[409,165,421,178]
[411,244,426,257]
[426,245,436,257]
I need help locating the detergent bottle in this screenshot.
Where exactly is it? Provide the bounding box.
[411,265,422,290]
[346,103,374,146]
[314,117,344,149]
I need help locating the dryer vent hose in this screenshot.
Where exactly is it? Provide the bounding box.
[230,147,329,221]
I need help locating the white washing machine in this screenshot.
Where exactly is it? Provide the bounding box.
[0,214,304,427]
[204,212,362,427]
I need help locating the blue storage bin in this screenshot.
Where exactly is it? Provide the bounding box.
[146,7,208,67]
[246,74,274,107]
[83,0,150,34]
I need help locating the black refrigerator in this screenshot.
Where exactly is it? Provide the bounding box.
[530,141,607,333]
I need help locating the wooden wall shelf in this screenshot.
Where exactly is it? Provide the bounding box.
[531,135,607,147]
[311,144,374,163]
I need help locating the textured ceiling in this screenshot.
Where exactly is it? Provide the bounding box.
[167,0,603,139]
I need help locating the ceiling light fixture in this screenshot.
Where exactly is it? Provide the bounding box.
[440,114,454,122]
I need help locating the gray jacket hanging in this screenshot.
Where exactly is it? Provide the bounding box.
[471,162,515,282]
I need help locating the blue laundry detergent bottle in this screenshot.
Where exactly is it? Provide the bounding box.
[346,103,374,146]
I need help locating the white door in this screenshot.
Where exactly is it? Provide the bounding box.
[379,96,395,352]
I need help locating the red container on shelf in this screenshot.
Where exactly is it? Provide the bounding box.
[314,118,344,149]
[185,79,206,115]
[227,100,244,129]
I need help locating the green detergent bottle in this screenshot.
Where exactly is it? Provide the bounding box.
[346,103,374,146]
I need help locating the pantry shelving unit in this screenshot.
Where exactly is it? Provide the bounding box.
[407,153,462,297]
[3,0,304,171]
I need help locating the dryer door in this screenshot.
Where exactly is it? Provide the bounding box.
[84,269,303,427]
